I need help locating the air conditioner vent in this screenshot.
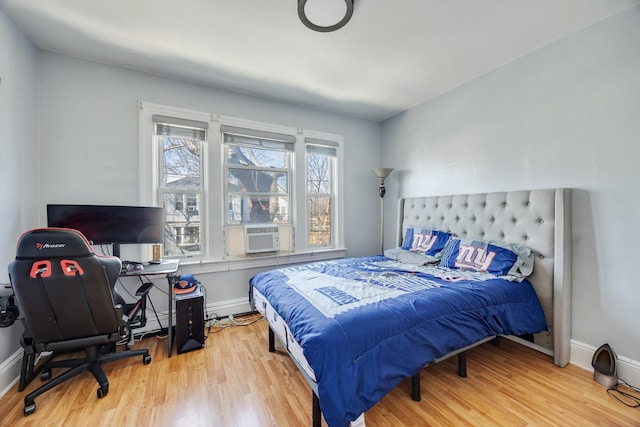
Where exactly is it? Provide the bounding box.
[246,226,278,234]
[244,224,280,253]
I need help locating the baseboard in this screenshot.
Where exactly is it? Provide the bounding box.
[571,339,640,388]
[203,297,253,319]
[0,348,23,399]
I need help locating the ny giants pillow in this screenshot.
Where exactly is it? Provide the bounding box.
[438,237,534,281]
[402,227,451,257]
[384,228,451,265]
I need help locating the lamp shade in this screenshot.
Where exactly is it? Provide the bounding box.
[298,0,354,32]
[371,167,394,179]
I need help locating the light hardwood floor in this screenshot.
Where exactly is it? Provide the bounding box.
[0,314,638,426]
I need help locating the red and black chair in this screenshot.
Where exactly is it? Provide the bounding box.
[8,228,151,416]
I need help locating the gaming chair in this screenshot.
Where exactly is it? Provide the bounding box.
[8,228,152,416]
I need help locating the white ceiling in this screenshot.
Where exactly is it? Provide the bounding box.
[1,0,638,121]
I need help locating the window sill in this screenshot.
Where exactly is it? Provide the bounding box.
[173,247,347,275]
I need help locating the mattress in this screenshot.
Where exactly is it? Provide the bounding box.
[249,255,547,427]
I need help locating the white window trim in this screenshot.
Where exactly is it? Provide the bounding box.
[139,101,216,262]
[303,131,343,250]
[138,101,345,270]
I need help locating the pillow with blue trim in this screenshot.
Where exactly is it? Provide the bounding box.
[438,237,534,281]
[385,227,451,265]
[402,227,451,256]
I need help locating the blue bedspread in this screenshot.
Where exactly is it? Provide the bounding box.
[249,256,547,427]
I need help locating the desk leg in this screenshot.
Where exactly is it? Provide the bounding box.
[167,273,177,357]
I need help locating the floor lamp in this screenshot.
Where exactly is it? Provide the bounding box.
[371,167,394,254]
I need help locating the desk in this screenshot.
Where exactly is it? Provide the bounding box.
[120,259,179,357]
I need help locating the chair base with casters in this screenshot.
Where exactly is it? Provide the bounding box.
[18,333,151,416]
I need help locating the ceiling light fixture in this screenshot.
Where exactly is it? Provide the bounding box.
[298,0,354,33]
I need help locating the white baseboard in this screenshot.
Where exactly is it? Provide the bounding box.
[204,297,254,318]
[571,339,640,388]
[0,297,253,399]
[0,348,23,399]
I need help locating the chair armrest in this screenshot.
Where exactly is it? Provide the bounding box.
[135,282,153,297]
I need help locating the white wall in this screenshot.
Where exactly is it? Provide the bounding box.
[0,7,40,384]
[381,6,640,362]
[37,52,381,310]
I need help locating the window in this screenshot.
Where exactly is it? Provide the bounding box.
[306,139,337,247]
[139,102,344,264]
[153,115,207,258]
[223,127,294,225]
[223,126,295,256]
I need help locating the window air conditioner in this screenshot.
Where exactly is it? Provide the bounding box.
[244,224,280,254]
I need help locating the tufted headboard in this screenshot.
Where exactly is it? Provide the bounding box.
[396,189,571,367]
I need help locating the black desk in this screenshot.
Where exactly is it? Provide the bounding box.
[120,259,179,357]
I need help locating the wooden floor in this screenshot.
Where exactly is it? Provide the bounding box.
[1,314,638,426]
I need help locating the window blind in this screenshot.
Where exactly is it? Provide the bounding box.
[221,125,295,151]
[153,114,208,140]
[306,137,338,157]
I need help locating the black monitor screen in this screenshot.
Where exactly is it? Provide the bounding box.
[46,204,164,246]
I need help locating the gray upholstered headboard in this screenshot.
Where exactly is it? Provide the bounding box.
[396,189,571,367]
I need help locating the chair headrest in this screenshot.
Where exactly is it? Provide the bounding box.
[15,228,95,259]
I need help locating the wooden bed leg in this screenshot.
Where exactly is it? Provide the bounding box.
[457,352,467,378]
[312,391,321,427]
[491,336,500,346]
[268,327,275,353]
[411,372,421,401]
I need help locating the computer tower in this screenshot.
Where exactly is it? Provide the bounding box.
[174,286,205,354]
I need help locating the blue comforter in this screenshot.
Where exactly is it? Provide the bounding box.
[250,256,547,427]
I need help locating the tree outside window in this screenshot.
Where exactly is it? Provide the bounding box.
[306,141,336,247]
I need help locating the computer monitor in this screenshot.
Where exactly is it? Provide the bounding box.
[46,204,164,258]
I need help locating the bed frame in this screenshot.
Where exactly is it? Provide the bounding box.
[266,188,572,426]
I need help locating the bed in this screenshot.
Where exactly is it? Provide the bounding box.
[249,188,571,427]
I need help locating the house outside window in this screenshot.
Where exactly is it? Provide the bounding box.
[154,115,206,258]
[223,126,295,256]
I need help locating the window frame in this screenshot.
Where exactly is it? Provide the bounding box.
[155,117,207,259]
[139,101,345,269]
[305,138,338,248]
[223,127,295,228]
